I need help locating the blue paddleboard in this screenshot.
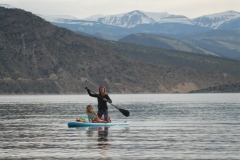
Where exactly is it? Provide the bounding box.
[68,121,129,127]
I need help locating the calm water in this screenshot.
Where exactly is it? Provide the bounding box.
[0,94,240,160]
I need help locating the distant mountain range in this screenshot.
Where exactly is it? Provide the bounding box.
[39,10,240,36]
[85,10,240,29]
[85,10,193,28]
[37,9,240,59]
[39,9,240,30]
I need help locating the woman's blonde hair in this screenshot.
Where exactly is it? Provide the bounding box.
[86,105,93,114]
[99,86,106,95]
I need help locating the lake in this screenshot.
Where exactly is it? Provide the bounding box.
[0,94,240,159]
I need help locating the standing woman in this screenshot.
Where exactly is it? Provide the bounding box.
[86,86,112,123]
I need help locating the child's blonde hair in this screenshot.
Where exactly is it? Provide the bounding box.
[86,105,94,114]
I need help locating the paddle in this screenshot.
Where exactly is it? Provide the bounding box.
[85,87,130,117]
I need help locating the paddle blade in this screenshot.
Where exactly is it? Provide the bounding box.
[119,108,130,117]
[110,103,130,117]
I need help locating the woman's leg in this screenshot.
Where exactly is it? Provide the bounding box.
[97,110,104,119]
[103,110,109,122]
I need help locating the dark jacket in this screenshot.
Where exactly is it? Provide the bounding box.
[87,89,112,110]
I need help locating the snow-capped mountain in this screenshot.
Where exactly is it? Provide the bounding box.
[85,10,155,28]
[0,4,15,8]
[143,11,193,24]
[193,10,240,29]
[39,15,80,23]
[84,10,193,28]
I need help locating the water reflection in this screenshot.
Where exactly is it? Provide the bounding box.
[84,127,110,150]
[97,127,109,149]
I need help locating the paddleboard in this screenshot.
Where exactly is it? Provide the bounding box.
[68,121,129,128]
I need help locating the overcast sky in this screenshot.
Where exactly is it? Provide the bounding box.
[1,0,240,19]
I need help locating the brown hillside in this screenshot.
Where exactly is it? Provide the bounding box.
[0,7,239,94]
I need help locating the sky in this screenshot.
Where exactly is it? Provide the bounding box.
[1,0,240,19]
